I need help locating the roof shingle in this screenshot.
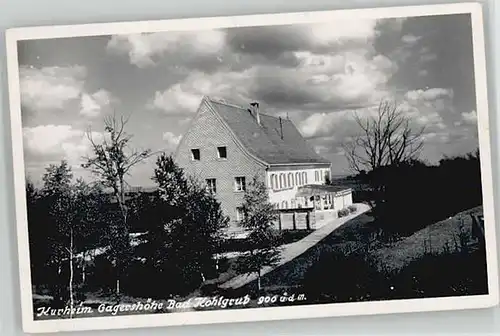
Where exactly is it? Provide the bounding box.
[205,97,331,165]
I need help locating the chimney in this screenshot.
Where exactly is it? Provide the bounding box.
[250,102,260,125]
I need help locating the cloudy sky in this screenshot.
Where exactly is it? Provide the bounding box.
[18,13,479,187]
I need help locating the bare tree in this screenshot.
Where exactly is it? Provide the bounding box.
[82,113,151,294]
[342,99,425,173]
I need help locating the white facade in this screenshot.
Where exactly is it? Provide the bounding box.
[333,190,353,210]
[266,167,331,209]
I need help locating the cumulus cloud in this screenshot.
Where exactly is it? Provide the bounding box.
[23,125,101,165]
[145,19,398,115]
[419,53,438,63]
[149,69,253,114]
[20,65,117,122]
[422,131,450,144]
[401,34,421,45]
[20,65,86,111]
[300,112,347,139]
[299,85,456,147]
[150,49,396,115]
[80,89,114,118]
[400,87,455,131]
[226,20,377,57]
[162,131,182,153]
[461,110,477,125]
[107,30,226,68]
[299,107,377,139]
[405,87,453,102]
[19,15,478,181]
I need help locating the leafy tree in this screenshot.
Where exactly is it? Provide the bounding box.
[147,154,189,269]
[147,154,229,294]
[38,161,79,313]
[39,161,73,303]
[71,178,108,285]
[36,161,108,315]
[26,177,51,285]
[236,176,281,292]
[82,113,151,294]
[182,176,229,283]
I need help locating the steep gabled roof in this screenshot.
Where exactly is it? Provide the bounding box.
[204,97,331,166]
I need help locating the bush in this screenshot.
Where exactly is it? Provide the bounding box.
[348,205,357,213]
[338,208,350,218]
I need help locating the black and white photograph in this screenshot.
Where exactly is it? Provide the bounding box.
[5,2,499,333]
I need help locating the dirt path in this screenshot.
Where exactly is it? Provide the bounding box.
[219,203,371,289]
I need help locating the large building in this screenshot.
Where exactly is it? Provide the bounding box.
[175,96,353,238]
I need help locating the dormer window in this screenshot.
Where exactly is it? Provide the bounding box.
[217,146,227,159]
[191,148,200,161]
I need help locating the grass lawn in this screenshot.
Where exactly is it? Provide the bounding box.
[33,205,487,318]
[278,230,315,245]
[371,206,483,272]
[241,205,487,304]
[253,213,377,289]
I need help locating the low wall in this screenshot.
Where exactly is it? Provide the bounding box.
[274,204,357,231]
[312,209,338,229]
[273,210,316,231]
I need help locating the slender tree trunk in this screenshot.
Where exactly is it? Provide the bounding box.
[112,178,128,297]
[69,227,74,318]
[257,270,261,292]
[119,178,127,225]
[82,258,86,284]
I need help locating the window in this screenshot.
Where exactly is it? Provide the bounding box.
[206,178,216,194]
[302,172,308,184]
[324,170,330,182]
[282,201,288,209]
[191,148,200,161]
[279,173,286,189]
[288,173,294,187]
[271,174,278,190]
[217,146,227,159]
[236,207,245,221]
[235,176,246,192]
[295,172,301,186]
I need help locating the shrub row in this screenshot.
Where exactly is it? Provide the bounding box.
[338,205,357,218]
[338,208,350,218]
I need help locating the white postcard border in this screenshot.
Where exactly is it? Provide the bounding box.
[5,2,499,333]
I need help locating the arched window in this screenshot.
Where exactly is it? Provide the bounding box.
[295,172,301,186]
[270,174,276,190]
[279,173,286,189]
[288,173,294,188]
[302,172,308,184]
